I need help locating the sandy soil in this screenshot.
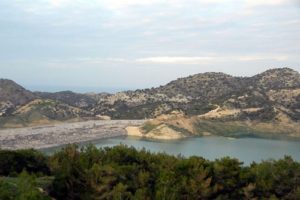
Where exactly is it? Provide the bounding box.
[126,126,143,137]
[126,125,186,140]
[198,105,262,119]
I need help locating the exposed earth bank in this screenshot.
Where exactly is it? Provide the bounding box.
[128,110,300,140]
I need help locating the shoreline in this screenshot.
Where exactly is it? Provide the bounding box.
[0,120,145,150]
[126,126,187,140]
[39,135,129,153]
[1,120,300,150]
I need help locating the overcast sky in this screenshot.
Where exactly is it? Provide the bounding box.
[0,0,299,92]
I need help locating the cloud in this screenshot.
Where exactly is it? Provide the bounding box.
[49,0,72,8]
[8,54,290,68]
[99,0,161,10]
[244,0,292,7]
[18,0,162,11]
[136,54,290,64]
[136,56,214,64]
[2,0,299,76]
[238,55,289,62]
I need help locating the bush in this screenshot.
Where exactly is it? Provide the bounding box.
[0,149,49,176]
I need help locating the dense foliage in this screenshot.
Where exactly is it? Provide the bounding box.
[0,145,300,200]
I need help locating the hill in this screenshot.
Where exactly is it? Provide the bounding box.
[95,68,300,121]
[0,68,299,133]
[35,91,97,109]
[0,81,94,128]
[0,79,35,117]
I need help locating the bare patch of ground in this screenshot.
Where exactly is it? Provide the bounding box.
[126,124,187,140]
[198,105,262,119]
[0,120,145,150]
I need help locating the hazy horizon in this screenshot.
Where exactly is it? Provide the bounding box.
[1,0,299,90]
[27,85,133,93]
[13,67,300,93]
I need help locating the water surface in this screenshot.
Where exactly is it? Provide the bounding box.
[91,136,300,165]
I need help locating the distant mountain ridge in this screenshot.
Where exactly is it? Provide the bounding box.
[34,91,97,109]
[0,67,299,128]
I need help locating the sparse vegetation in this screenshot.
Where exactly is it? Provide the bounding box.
[0,68,299,133]
[93,68,300,121]
[167,124,192,135]
[141,122,159,133]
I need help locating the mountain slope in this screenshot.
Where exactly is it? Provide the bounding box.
[35,91,97,109]
[95,68,300,121]
[0,79,36,117]
[0,79,35,105]
[122,68,300,138]
[0,68,299,129]
[0,81,95,127]
[0,99,95,128]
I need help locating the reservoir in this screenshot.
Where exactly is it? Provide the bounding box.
[90,136,300,165]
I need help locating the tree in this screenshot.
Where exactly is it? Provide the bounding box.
[16,171,50,200]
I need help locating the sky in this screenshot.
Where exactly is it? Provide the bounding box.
[0,0,299,92]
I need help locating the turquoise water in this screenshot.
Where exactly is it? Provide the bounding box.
[91,136,300,165]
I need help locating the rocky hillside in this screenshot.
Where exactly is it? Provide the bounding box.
[35,91,97,109]
[0,79,35,117]
[94,68,300,121]
[0,68,299,128]
[0,81,94,128]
